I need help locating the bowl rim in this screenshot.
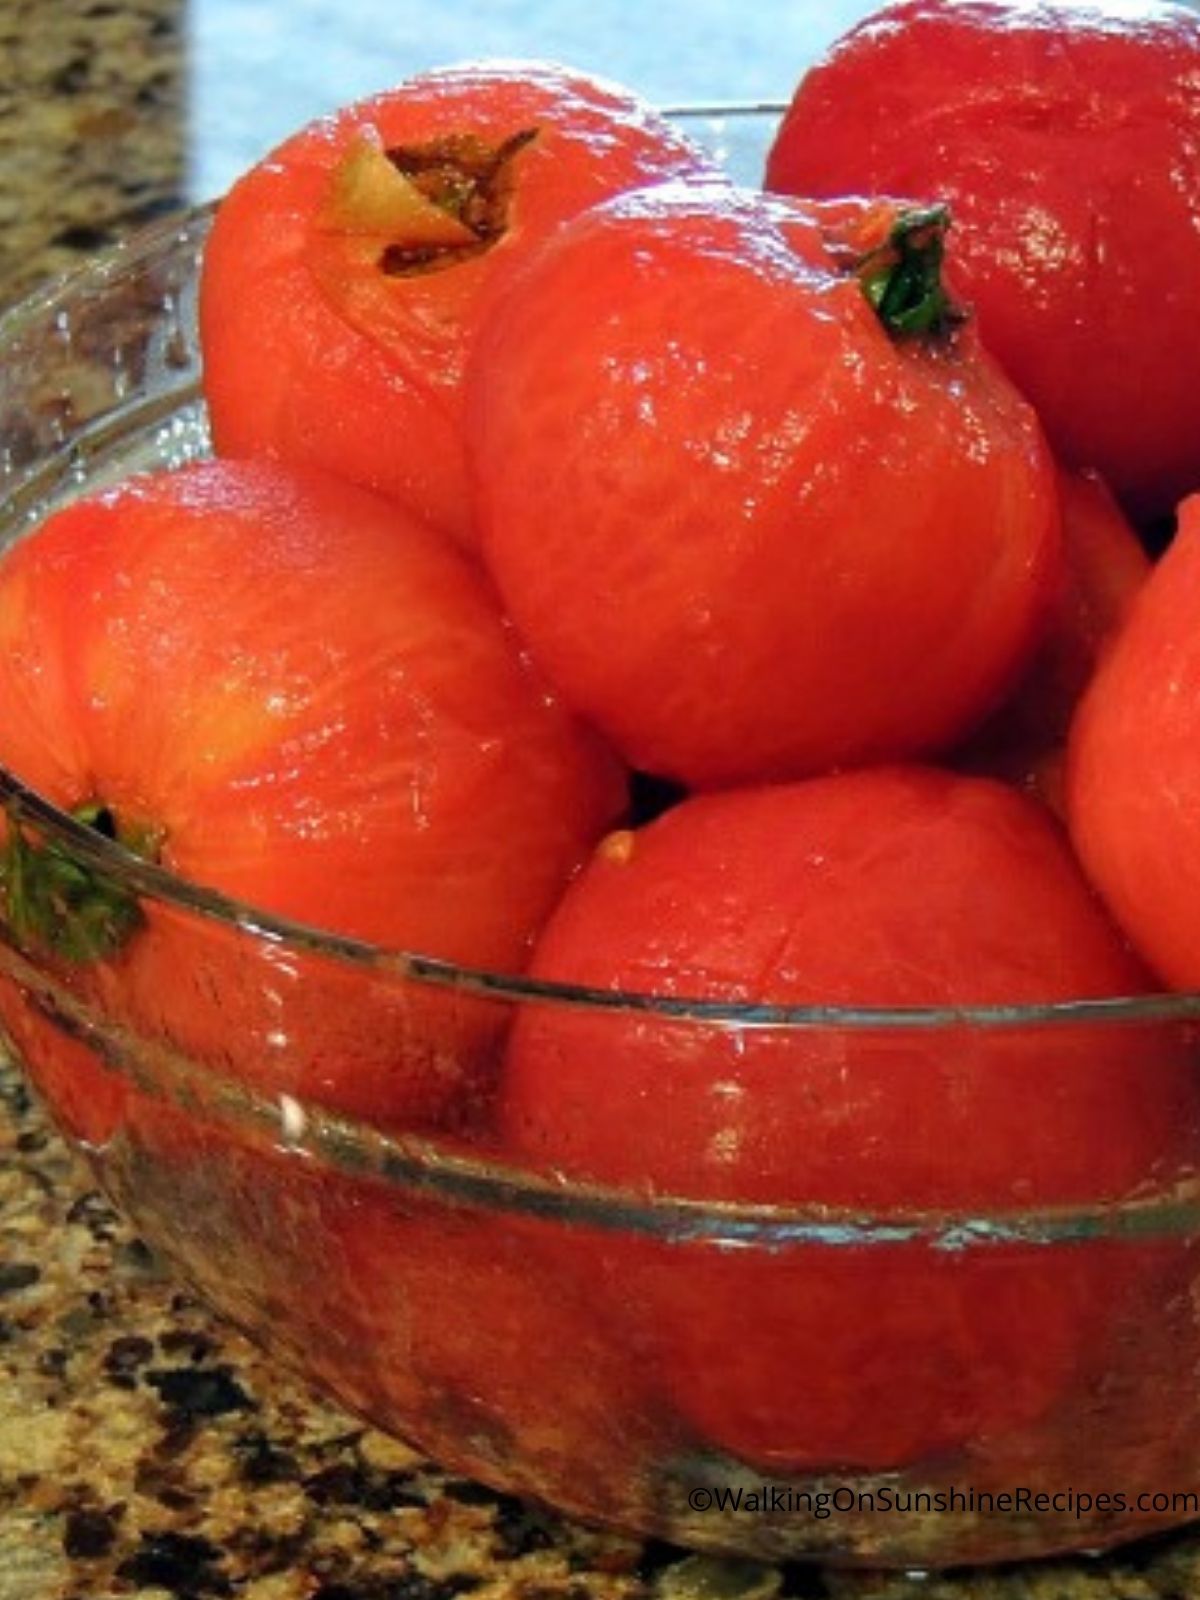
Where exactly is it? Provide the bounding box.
[7,904,1200,1246]
[8,765,1200,1033]
[2,106,1200,1039]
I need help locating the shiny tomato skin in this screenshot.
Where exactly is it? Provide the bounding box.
[200,62,713,547]
[0,460,625,1129]
[765,0,1200,526]
[469,185,1060,787]
[503,768,1184,1207]
[959,466,1149,813]
[1068,496,1200,990]
[501,769,1198,1470]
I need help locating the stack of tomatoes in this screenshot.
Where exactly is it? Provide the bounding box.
[6,3,1200,1505]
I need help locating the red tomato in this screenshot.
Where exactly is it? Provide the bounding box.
[765,0,1200,526]
[609,1234,1159,1479]
[959,466,1149,814]
[102,1099,673,1523]
[199,62,713,547]
[0,981,128,1148]
[501,769,1198,1470]
[469,185,1060,787]
[0,460,624,1131]
[330,1199,676,1519]
[1068,495,1200,989]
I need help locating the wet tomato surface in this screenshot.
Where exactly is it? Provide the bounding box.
[766,0,1200,525]
[501,769,1197,1470]
[470,186,1060,787]
[0,459,624,1130]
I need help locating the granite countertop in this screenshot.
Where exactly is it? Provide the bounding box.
[3,2,1200,1597]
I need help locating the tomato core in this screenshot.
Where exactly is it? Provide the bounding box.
[371,127,540,276]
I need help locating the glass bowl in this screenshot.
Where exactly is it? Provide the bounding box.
[3,109,1200,1572]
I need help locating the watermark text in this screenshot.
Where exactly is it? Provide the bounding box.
[685,1484,1200,1522]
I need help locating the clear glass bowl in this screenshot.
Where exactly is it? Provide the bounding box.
[3,109,1200,1571]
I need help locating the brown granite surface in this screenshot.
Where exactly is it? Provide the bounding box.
[0,0,186,304]
[3,2,1200,1597]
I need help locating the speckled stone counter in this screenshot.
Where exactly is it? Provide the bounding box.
[0,0,185,302]
[4,3,1200,1597]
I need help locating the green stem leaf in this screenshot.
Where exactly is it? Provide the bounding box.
[1,802,155,965]
[856,204,962,341]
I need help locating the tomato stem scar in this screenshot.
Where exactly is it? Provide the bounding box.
[856,204,962,340]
